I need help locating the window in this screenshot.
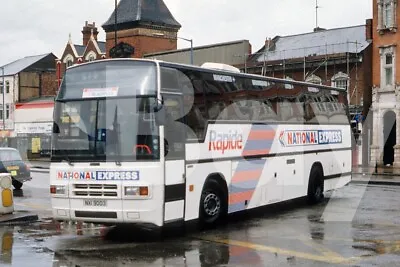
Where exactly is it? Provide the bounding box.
[332,72,349,90]
[86,51,97,62]
[305,74,322,85]
[0,82,2,94]
[381,47,395,87]
[63,54,74,68]
[5,81,9,94]
[384,0,394,28]
[378,0,397,30]
[5,104,10,119]
[0,105,3,120]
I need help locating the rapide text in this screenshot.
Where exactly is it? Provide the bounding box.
[208,130,243,154]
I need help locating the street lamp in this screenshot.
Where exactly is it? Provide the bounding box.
[153,33,194,65]
[0,67,4,130]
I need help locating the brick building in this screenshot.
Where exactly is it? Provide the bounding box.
[56,22,107,86]
[370,0,400,167]
[246,23,373,165]
[102,0,181,58]
[56,0,182,83]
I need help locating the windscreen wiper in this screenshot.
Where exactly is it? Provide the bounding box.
[58,148,74,166]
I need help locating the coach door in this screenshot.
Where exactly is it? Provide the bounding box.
[162,93,186,223]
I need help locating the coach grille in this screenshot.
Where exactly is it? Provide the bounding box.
[73,184,118,198]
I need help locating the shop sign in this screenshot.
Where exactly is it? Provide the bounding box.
[15,123,52,134]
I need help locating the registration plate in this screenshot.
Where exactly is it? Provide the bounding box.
[83,199,107,207]
[10,171,17,176]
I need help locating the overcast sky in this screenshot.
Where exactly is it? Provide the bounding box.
[0,0,372,67]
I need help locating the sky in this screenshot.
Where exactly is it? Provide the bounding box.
[0,0,372,67]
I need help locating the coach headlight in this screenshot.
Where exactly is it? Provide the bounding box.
[124,186,149,197]
[50,185,67,195]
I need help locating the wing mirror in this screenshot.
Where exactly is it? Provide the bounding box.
[153,98,165,125]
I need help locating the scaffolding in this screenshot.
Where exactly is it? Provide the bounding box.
[243,40,365,117]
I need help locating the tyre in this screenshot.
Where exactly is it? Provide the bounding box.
[12,180,23,190]
[307,166,324,204]
[199,180,227,227]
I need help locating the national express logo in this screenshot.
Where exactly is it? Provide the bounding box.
[208,130,243,154]
[279,130,342,147]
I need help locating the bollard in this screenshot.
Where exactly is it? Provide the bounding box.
[0,174,13,215]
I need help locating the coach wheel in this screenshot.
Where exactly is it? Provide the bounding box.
[12,180,22,190]
[307,167,324,204]
[199,180,226,226]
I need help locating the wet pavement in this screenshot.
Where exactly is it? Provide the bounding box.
[3,174,400,266]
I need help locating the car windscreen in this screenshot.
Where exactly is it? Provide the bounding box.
[0,150,22,162]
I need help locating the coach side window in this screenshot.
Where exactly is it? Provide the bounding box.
[181,71,208,141]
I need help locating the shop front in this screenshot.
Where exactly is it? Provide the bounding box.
[14,122,52,160]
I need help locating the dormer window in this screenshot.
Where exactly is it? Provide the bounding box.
[63,54,74,68]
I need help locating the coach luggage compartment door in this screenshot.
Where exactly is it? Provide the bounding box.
[163,94,186,223]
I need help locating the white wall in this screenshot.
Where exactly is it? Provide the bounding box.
[14,105,53,123]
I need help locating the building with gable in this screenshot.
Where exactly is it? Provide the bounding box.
[56,22,106,86]
[56,0,182,84]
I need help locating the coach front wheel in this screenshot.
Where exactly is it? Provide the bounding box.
[199,180,227,227]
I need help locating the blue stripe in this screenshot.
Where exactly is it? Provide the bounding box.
[251,125,276,131]
[229,180,259,193]
[243,140,273,151]
[228,202,247,213]
[235,159,266,172]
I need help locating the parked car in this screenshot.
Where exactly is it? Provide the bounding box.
[0,148,31,189]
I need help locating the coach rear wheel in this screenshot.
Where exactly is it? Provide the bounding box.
[199,180,227,226]
[307,167,324,204]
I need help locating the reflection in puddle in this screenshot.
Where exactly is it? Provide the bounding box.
[0,228,13,264]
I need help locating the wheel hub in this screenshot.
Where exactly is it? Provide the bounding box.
[203,193,221,216]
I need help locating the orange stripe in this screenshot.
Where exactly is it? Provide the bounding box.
[229,190,254,205]
[242,149,270,156]
[230,245,251,256]
[232,169,262,183]
[248,130,275,140]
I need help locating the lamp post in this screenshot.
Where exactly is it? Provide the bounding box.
[114,0,118,47]
[1,67,4,131]
[177,36,193,65]
[152,33,194,65]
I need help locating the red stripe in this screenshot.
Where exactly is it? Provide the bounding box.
[16,102,54,109]
[247,130,275,140]
[242,149,270,156]
[232,169,262,183]
[229,190,254,205]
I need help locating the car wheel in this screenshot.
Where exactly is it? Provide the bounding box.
[12,180,23,190]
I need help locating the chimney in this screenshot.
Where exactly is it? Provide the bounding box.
[265,38,272,50]
[82,21,99,46]
[366,18,373,41]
